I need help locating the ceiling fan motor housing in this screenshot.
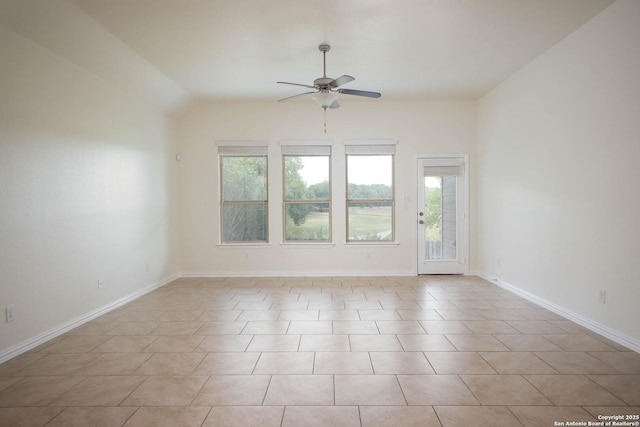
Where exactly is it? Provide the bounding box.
[314,77,334,88]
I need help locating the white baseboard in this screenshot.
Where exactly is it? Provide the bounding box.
[478,272,640,352]
[0,273,179,364]
[179,270,416,278]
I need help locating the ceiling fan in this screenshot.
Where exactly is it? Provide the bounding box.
[277,44,381,110]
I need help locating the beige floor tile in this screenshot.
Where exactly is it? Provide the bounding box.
[198,310,241,321]
[589,351,640,374]
[396,310,443,321]
[314,352,373,374]
[461,374,551,405]
[319,309,359,320]
[370,352,434,374]
[38,335,109,353]
[122,375,209,406]
[360,405,441,427]
[282,406,360,427]
[344,301,383,310]
[524,375,625,406]
[106,321,160,335]
[397,335,456,351]
[241,321,290,335]
[510,405,597,427]
[278,309,320,320]
[349,334,403,351]
[236,310,280,321]
[335,375,406,405]
[514,308,564,320]
[445,334,510,351]
[462,320,520,334]
[473,308,528,320]
[435,309,485,321]
[155,310,204,322]
[246,335,300,351]
[534,352,621,374]
[195,335,252,352]
[0,407,65,427]
[141,335,205,352]
[435,406,522,427]
[91,336,159,353]
[193,375,271,405]
[425,352,496,374]
[288,321,332,334]
[299,335,350,351]
[263,375,334,405]
[493,334,562,351]
[358,309,402,320]
[74,352,152,375]
[0,353,46,376]
[203,406,284,427]
[397,375,479,405]
[134,352,205,375]
[13,353,99,376]
[376,321,427,334]
[0,376,23,393]
[419,320,472,334]
[52,375,146,406]
[543,334,618,351]
[254,352,314,374]
[333,320,379,334]
[196,321,247,335]
[506,320,567,334]
[0,376,84,406]
[589,375,640,405]
[124,406,211,427]
[379,301,422,310]
[479,351,557,374]
[193,352,259,374]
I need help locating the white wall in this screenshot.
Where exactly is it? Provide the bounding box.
[477,0,640,346]
[174,100,476,276]
[0,4,181,358]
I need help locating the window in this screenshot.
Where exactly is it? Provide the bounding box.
[282,143,331,242]
[345,141,395,242]
[218,145,268,243]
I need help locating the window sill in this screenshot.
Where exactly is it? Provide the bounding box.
[217,243,271,248]
[345,242,400,248]
[280,243,335,249]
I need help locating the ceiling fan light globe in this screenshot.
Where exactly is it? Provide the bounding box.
[312,91,338,109]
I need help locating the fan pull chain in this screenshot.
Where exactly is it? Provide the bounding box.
[324,108,327,133]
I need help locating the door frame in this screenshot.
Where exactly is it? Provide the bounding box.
[416,154,469,275]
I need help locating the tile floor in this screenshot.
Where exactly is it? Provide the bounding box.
[0,275,638,426]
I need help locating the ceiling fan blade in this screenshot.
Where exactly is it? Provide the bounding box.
[337,88,381,98]
[329,75,355,88]
[277,91,316,102]
[329,99,340,109]
[277,81,317,89]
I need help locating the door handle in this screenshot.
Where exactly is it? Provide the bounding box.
[418,220,424,224]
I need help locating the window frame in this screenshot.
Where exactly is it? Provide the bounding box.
[345,140,397,243]
[281,141,332,243]
[218,143,269,244]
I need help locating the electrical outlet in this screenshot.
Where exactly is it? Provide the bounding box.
[98,279,104,289]
[598,290,606,304]
[6,306,16,323]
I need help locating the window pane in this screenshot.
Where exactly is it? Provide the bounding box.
[347,155,392,200]
[222,156,267,201]
[222,204,267,242]
[284,156,329,201]
[285,203,330,241]
[347,202,393,241]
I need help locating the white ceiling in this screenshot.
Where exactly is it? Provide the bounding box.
[69,0,614,102]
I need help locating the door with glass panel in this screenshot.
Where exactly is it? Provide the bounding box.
[417,157,467,274]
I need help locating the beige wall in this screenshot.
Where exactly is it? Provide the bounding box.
[0,14,180,357]
[174,100,477,276]
[477,0,640,345]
